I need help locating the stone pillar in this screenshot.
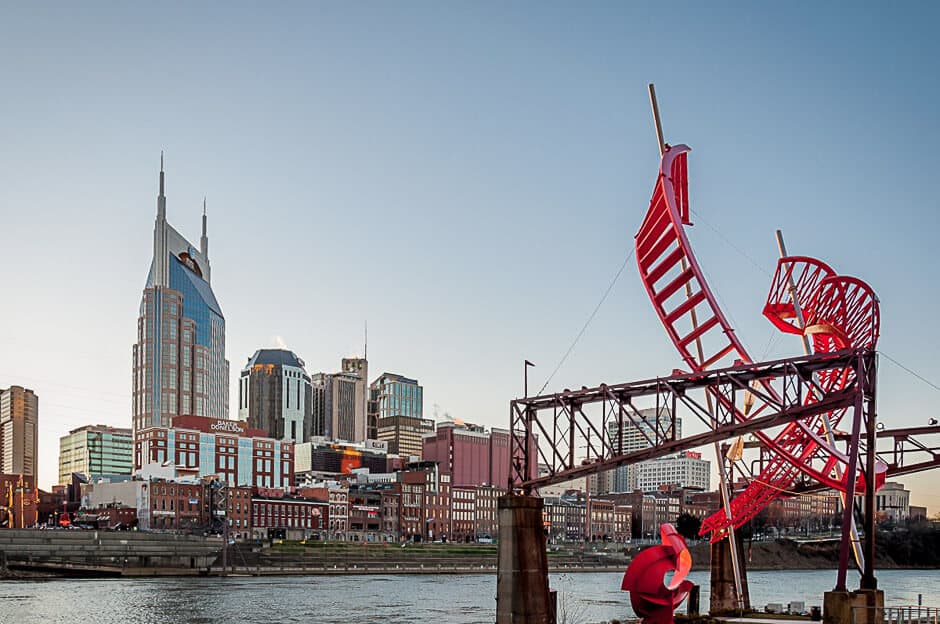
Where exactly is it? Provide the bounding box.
[824,589,884,624]
[709,538,750,613]
[496,495,553,624]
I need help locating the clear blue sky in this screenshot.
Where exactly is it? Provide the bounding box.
[2,3,939,509]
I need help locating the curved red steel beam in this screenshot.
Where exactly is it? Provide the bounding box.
[635,145,882,542]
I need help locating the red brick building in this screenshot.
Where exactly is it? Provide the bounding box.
[380,489,400,541]
[398,473,426,541]
[225,486,252,539]
[251,494,328,540]
[422,422,530,488]
[348,487,383,541]
[37,487,68,526]
[84,506,138,529]
[148,480,206,531]
[419,467,451,542]
[297,485,348,539]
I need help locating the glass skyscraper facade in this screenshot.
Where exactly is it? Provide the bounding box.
[132,159,229,451]
[58,424,133,485]
[371,373,430,459]
[372,373,423,420]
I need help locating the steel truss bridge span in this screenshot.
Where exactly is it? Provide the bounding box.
[509,349,875,492]
[785,424,940,496]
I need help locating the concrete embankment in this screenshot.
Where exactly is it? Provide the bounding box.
[0,532,627,577]
[213,542,626,576]
[8,532,928,578]
[0,529,222,576]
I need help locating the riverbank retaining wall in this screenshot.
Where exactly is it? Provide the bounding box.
[0,529,222,572]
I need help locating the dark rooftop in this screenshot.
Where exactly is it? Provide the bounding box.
[245,348,306,370]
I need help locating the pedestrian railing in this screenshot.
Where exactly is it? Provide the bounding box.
[852,605,940,624]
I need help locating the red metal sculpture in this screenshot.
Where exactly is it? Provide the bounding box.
[635,144,883,541]
[622,523,694,623]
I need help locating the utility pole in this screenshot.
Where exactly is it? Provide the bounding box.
[18,474,24,529]
[585,476,592,545]
[222,509,229,577]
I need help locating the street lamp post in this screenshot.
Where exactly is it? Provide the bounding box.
[524,360,535,398]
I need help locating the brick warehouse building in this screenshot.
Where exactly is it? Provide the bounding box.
[422,421,537,489]
[84,478,305,538]
[147,480,206,531]
[135,415,293,488]
[251,489,329,540]
[226,485,252,538]
[297,484,348,539]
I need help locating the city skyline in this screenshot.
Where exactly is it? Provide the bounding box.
[2,4,939,512]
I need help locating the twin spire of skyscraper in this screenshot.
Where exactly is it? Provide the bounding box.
[157,151,166,221]
[156,151,209,258]
[201,196,209,257]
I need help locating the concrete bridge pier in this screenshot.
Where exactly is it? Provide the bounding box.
[824,589,884,624]
[496,495,554,624]
[709,538,750,613]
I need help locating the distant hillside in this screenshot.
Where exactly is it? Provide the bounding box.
[683,526,940,570]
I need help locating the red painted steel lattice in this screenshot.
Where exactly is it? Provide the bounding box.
[635,145,883,542]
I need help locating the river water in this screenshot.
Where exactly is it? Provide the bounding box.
[1,569,936,624]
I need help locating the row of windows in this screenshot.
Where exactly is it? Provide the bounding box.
[153,498,201,512]
[256,516,321,528]
[253,503,324,517]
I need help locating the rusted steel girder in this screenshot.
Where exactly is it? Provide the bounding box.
[509,349,876,493]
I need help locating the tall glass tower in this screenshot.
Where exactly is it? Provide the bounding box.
[132,156,229,441]
[370,373,429,458]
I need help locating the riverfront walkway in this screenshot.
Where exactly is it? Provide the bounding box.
[718,618,810,624]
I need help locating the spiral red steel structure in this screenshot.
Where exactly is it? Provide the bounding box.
[635,144,883,541]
